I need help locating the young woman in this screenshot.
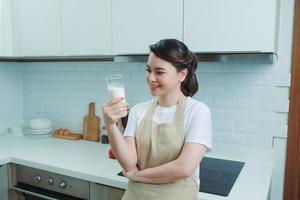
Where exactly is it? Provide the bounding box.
[102,39,212,200]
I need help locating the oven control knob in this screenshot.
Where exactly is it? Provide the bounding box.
[34,175,42,183]
[47,178,54,186]
[59,181,67,189]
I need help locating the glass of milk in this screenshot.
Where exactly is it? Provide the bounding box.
[105,74,126,102]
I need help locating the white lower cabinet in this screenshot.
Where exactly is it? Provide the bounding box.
[0,165,9,200]
[90,182,125,200]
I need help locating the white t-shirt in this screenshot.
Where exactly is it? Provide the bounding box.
[123,97,212,186]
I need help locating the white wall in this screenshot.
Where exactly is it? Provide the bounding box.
[22,62,151,131]
[21,59,290,148]
[0,62,23,133]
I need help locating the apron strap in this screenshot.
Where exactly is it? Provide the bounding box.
[175,95,187,125]
[144,98,159,120]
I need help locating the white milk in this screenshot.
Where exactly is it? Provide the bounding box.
[107,86,126,102]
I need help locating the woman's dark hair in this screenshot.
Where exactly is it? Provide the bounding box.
[149,39,198,97]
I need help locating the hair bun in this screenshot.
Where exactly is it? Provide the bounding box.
[187,52,197,72]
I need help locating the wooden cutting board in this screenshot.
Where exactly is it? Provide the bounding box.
[83,102,100,141]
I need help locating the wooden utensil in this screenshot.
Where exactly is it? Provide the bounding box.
[83,102,100,141]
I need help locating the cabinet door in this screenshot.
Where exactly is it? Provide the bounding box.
[112,0,183,55]
[2,0,14,56]
[61,0,112,56]
[0,0,5,56]
[0,165,9,200]
[184,0,278,53]
[18,0,62,56]
[90,182,125,200]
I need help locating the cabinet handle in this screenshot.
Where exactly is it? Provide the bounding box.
[10,187,59,200]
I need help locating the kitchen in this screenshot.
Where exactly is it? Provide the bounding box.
[0,0,299,200]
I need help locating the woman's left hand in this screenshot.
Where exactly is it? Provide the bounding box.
[122,168,140,182]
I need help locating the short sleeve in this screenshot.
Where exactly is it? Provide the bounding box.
[185,104,212,152]
[123,105,138,137]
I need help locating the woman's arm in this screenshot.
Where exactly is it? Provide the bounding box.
[103,97,137,171]
[107,125,137,171]
[124,143,207,184]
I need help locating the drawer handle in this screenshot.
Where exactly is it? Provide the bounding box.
[10,186,59,200]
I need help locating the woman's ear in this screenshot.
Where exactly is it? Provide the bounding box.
[179,69,188,82]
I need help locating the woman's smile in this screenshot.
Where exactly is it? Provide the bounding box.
[149,83,161,91]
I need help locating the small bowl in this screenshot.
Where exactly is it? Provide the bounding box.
[29,118,52,130]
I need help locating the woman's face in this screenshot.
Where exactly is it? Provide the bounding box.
[145,52,187,96]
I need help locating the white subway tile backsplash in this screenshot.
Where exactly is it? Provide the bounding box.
[237,98,261,110]
[198,62,223,72]
[213,97,237,109]
[210,108,224,120]
[264,73,291,86]
[222,62,277,73]
[249,86,277,98]
[247,134,273,148]
[195,57,290,147]
[197,96,213,107]
[201,85,224,96]
[129,72,148,82]
[213,120,235,131]
[275,112,289,125]
[21,63,145,130]
[126,82,148,93]
[198,73,217,84]
[216,73,238,85]
[212,131,223,142]
[236,73,264,85]
[222,132,248,145]
[261,99,289,112]
[224,109,248,121]
[249,111,275,123]
[0,63,23,131]
[223,86,250,97]
[276,87,290,99]
[261,123,288,137]
[235,122,260,134]
[0,54,291,149]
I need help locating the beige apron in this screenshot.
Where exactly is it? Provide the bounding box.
[122,95,198,200]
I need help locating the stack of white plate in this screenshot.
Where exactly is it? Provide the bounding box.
[25,118,54,138]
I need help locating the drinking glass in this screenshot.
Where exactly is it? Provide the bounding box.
[105,74,126,102]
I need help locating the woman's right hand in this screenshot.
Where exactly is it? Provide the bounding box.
[102,97,128,126]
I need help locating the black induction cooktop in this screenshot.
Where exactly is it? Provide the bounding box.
[199,157,245,197]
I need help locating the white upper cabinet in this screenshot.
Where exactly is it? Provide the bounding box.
[0,0,13,56]
[0,1,5,56]
[9,0,280,56]
[61,0,112,56]
[112,0,183,55]
[184,0,279,53]
[18,0,62,56]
